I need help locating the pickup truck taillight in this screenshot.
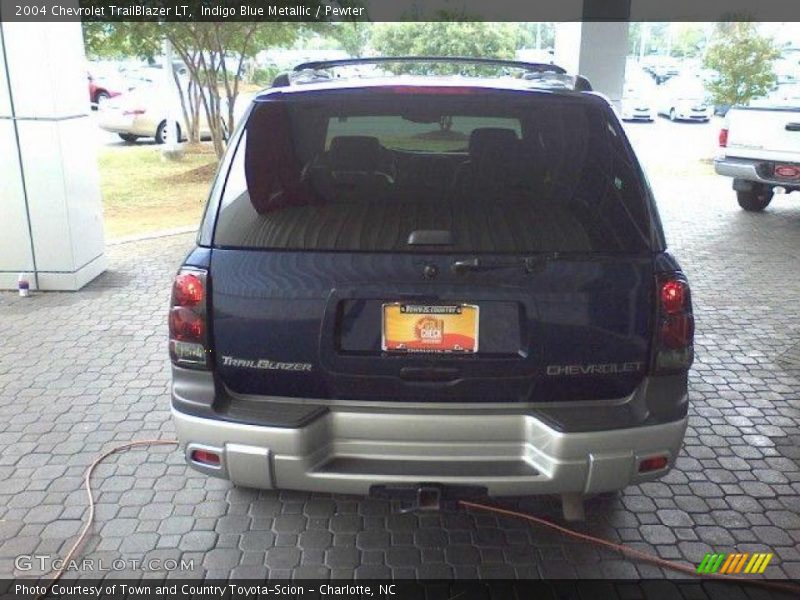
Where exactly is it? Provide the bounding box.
[652,274,694,373]
[718,128,728,147]
[169,269,210,369]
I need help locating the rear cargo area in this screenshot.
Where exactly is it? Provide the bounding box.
[208,87,659,405]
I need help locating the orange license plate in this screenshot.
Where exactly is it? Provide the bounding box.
[382,303,479,353]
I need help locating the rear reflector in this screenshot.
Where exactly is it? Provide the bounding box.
[191,449,220,466]
[123,109,146,115]
[639,456,669,473]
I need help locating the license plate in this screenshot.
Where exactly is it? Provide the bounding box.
[382,303,479,353]
[775,164,800,180]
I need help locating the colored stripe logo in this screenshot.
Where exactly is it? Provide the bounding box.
[697,553,773,574]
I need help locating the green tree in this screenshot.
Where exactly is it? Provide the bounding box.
[168,23,298,156]
[329,22,371,57]
[671,25,705,58]
[628,22,641,56]
[84,23,299,157]
[703,22,780,107]
[516,23,555,50]
[371,22,518,74]
[84,22,161,61]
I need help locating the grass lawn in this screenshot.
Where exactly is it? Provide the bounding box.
[98,144,218,239]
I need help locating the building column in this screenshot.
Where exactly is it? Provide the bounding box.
[0,20,106,291]
[554,22,630,108]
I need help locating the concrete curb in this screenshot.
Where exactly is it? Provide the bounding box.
[106,226,197,246]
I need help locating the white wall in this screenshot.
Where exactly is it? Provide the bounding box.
[555,22,630,107]
[0,20,106,291]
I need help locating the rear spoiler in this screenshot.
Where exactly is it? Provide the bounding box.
[271,56,592,92]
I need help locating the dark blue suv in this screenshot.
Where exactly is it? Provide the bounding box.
[168,58,693,520]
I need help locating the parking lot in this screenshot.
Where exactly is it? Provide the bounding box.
[1,117,799,581]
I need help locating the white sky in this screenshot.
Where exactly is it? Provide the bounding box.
[759,23,800,47]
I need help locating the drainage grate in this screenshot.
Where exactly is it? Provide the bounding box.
[777,342,800,368]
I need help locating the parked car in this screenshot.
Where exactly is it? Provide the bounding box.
[620,66,656,121]
[642,56,680,84]
[97,82,225,144]
[655,76,713,122]
[168,57,693,521]
[87,71,122,108]
[715,85,800,210]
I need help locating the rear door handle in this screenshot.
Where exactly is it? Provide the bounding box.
[785,123,800,132]
[399,367,460,382]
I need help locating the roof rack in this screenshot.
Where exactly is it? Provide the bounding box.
[271,56,592,92]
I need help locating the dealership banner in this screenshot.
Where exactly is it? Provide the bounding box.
[3,579,798,600]
[1,0,800,22]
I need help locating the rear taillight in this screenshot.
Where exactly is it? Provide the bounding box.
[652,274,694,373]
[718,128,728,147]
[173,273,204,306]
[169,268,209,368]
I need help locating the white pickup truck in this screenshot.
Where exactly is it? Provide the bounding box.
[714,86,800,211]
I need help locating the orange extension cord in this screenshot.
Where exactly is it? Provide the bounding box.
[39,440,800,598]
[38,440,179,599]
[459,500,800,595]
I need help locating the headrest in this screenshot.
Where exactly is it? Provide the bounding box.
[329,136,382,172]
[468,128,519,160]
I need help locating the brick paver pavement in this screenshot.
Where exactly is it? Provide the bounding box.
[1,121,799,581]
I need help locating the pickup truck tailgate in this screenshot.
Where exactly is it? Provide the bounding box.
[725,107,800,162]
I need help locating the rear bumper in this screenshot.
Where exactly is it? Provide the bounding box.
[97,113,155,137]
[714,156,800,188]
[172,401,688,497]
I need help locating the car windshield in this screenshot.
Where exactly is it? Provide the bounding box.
[213,90,653,254]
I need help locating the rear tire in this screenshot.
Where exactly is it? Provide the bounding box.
[95,91,110,108]
[155,120,181,145]
[737,188,773,211]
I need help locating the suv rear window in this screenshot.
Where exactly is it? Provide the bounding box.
[325,115,522,153]
[213,90,652,253]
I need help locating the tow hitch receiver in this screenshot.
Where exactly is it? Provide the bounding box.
[370,483,487,513]
[408,486,441,512]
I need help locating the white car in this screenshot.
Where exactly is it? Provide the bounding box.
[98,82,221,144]
[620,67,656,121]
[656,76,713,122]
